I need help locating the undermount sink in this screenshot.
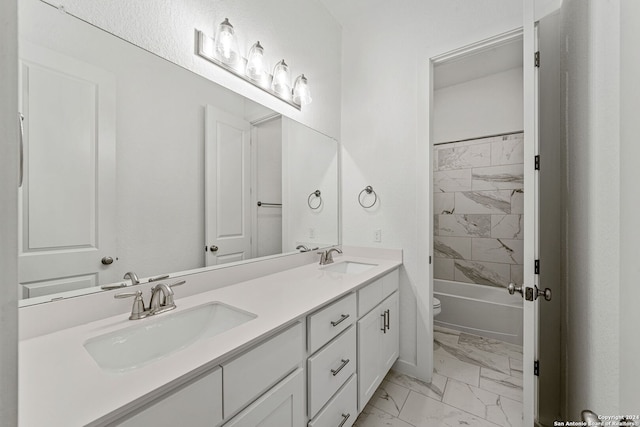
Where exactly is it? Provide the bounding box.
[322,261,377,274]
[84,302,256,372]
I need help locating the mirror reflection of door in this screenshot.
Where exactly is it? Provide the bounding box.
[204,105,252,266]
[18,42,117,298]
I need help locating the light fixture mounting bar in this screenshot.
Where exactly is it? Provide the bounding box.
[195,29,302,110]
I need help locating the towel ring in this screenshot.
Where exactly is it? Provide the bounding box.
[358,186,378,208]
[308,190,322,210]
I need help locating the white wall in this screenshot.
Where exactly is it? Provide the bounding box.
[433,67,524,143]
[619,0,640,414]
[563,0,622,417]
[338,1,523,378]
[0,0,19,421]
[41,0,342,140]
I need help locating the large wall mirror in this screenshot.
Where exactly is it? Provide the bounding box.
[18,0,339,305]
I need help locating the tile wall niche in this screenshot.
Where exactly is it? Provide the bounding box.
[433,133,524,288]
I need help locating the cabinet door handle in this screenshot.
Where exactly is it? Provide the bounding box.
[330,358,350,376]
[385,309,390,330]
[330,313,349,327]
[338,413,351,427]
[380,312,386,333]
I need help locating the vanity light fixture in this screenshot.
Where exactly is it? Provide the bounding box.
[195,25,311,110]
[245,41,267,84]
[271,59,292,100]
[214,18,240,68]
[292,74,312,106]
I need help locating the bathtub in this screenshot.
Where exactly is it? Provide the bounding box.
[434,279,523,345]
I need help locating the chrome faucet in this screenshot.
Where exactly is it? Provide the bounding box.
[114,280,185,319]
[296,244,310,252]
[123,271,140,286]
[318,248,342,265]
[149,281,185,314]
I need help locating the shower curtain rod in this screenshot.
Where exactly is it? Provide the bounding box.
[433,130,524,146]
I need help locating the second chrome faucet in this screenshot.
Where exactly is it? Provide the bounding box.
[115,280,185,320]
[318,248,342,265]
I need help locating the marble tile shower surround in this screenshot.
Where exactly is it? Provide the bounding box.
[433,133,524,288]
[354,326,524,427]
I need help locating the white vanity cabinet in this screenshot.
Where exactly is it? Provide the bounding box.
[356,269,400,410]
[307,293,358,427]
[115,367,223,427]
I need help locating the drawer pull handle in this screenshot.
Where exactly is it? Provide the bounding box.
[330,313,350,327]
[338,413,351,427]
[331,358,350,376]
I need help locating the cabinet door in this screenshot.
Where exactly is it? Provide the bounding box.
[116,367,222,427]
[224,368,304,427]
[357,306,383,410]
[381,292,399,373]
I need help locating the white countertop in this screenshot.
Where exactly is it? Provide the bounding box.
[19,254,401,426]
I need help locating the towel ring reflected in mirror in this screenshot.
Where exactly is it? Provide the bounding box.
[358,185,378,208]
[308,190,322,210]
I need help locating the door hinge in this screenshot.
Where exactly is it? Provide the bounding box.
[429,256,432,265]
[534,259,540,274]
[534,51,540,68]
[534,360,540,376]
[534,155,540,170]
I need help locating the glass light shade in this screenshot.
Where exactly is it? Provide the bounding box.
[245,41,266,84]
[214,18,240,66]
[292,74,312,106]
[271,59,291,99]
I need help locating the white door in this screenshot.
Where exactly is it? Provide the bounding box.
[204,105,252,266]
[18,42,117,299]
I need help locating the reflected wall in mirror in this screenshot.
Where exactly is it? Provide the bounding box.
[18,0,339,303]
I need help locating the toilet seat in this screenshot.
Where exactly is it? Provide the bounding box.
[433,297,441,317]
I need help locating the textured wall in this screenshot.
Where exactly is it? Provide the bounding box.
[41,0,342,139]
[433,134,524,289]
[619,0,640,413]
[563,0,621,417]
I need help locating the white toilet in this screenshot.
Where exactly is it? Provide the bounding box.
[433,297,441,317]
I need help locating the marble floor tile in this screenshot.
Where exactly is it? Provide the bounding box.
[399,391,499,427]
[385,369,448,401]
[370,380,410,417]
[433,326,461,346]
[435,338,512,375]
[509,358,523,378]
[486,395,523,427]
[479,368,523,402]
[458,333,523,360]
[442,378,501,419]
[433,345,481,386]
[354,403,415,427]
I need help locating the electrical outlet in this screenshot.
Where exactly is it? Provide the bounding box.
[309,228,316,239]
[374,229,382,243]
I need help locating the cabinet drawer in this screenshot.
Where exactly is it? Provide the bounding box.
[358,269,399,316]
[382,268,399,299]
[308,326,356,418]
[223,322,304,417]
[116,367,222,427]
[308,374,357,427]
[357,278,383,316]
[308,293,356,354]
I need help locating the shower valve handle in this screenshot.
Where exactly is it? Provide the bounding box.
[507,282,523,297]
